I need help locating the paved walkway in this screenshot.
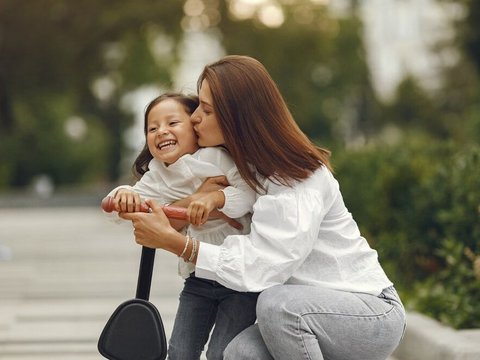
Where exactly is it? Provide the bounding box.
[0,207,183,359]
[0,206,399,359]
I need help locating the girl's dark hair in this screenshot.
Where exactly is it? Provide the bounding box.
[132,92,199,179]
[197,55,331,191]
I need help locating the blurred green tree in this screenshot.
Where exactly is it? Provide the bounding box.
[368,0,480,148]
[436,0,480,146]
[380,76,448,138]
[386,0,480,147]
[333,0,480,328]
[0,0,378,189]
[0,0,185,188]
[460,0,480,72]
[215,0,378,146]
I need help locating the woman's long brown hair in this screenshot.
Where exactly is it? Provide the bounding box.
[198,55,331,191]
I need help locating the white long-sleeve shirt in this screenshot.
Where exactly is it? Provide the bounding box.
[196,165,393,295]
[107,147,255,278]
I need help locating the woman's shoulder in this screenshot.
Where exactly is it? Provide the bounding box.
[264,166,337,195]
[302,166,339,194]
[309,165,336,184]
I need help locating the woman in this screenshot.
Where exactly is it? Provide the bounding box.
[121,55,406,360]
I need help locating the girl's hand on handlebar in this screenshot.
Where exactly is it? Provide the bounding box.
[187,191,224,226]
[113,189,142,213]
[187,191,243,230]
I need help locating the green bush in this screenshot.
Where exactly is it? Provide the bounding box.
[412,147,480,328]
[412,239,480,329]
[334,135,450,286]
[333,137,480,329]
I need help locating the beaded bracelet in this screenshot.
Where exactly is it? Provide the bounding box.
[179,235,190,259]
[188,237,198,263]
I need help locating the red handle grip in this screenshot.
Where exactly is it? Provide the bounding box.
[161,205,188,220]
[101,196,187,220]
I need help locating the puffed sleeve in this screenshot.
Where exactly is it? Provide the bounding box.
[197,147,256,218]
[220,166,256,218]
[195,186,327,292]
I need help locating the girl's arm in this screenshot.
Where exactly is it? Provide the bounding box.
[169,176,243,230]
[187,190,225,226]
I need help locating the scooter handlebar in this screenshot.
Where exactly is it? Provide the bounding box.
[101,196,187,220]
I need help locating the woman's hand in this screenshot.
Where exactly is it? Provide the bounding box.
[119,199,186,255]
[113,189,142,213]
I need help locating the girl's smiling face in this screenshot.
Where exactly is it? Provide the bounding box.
[190,79,225,147]
[146,99,199,165]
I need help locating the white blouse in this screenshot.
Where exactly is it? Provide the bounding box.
[196,166,393,295]
[107,147,255,278]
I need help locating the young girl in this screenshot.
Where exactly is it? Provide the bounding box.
[105,92,258,360]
